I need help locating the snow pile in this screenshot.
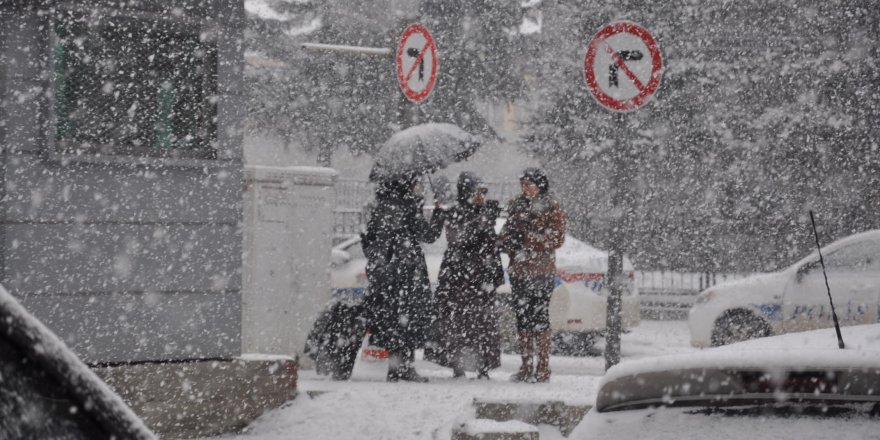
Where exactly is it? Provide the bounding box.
[602,323,880,386]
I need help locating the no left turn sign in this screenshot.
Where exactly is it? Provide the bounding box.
[584,21,663,112]
[396,24,438,103]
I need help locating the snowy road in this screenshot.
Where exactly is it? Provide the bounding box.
[203,320,696,440]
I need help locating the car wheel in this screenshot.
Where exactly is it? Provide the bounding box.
[711,310,771,346]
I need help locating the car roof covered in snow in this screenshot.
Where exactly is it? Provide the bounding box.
[596,323,880,412]
[0,285,156,439]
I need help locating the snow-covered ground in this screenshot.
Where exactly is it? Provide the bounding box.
[203,319,696,440]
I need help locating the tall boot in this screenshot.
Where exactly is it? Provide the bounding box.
[510,331,533,382]
[534,329,552,383]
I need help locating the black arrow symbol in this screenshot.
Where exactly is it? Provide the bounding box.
[609,50,643,87]
[407,47,425,81]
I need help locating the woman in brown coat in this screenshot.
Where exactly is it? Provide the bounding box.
[500,168,566,383]
[430,172,504,379]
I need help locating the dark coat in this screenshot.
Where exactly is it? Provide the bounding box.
[428,201,504,370]
[361,192,444,353]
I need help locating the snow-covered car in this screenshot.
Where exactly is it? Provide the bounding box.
[0,285,156,439]
[689,229,880,347]
[571,323,880,440]
[330,219,640,354]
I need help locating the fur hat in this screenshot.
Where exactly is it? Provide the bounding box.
[457,172,485,205]
[520,167,549,194]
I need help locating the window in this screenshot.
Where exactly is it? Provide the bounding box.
[824,240,880,273]
[52,10,218,159]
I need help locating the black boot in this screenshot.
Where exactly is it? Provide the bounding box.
[387,351,428,383]
[398,366,429,383]
[475,368,490,380]
[475,358,491,380]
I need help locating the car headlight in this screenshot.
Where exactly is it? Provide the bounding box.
[694,290,715,305]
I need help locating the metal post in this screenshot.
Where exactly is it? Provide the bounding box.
[605,112,627,371]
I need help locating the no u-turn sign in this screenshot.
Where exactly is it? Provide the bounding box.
[584,21,663,112]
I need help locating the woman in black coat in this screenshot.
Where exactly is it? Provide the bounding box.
[362,175,444,382]
[430,172,504,379]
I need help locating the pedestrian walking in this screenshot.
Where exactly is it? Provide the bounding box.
[361,174,445,382]
[500,168,566,383]
[429,172,504,379]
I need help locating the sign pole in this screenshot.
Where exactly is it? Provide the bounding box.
[605,112,628,371]
[582,20,663,371]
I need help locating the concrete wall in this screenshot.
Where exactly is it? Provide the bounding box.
[242,165,336,365]
[94,356,297,439]
[0,0,245,363]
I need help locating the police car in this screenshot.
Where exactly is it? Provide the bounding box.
[330,220,640,355]
[688,229,880,347]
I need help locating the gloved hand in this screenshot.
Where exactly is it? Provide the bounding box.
[484,199,501,218]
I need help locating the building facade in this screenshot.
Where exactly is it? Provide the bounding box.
[0,0,245,363]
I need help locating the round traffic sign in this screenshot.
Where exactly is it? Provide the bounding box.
[584,21,663,112]
[396,24,438,103]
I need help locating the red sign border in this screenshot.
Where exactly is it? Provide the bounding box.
[584,21,663,112]
[396,24,438,103]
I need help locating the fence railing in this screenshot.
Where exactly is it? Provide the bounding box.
[635,271,751,320]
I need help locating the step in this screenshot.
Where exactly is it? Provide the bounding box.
[451,419,539,440]
[473,398,592,437]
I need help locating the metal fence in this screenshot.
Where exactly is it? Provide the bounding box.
[635,271,751,320]
[334,178,374,240]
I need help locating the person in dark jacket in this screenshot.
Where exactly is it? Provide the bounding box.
[361,174,444,382]
[499,168,566,383]
[430,172,504,379]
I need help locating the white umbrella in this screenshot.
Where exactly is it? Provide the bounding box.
[369,123,481,182]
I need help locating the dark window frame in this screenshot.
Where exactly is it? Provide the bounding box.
[48,6,219,161]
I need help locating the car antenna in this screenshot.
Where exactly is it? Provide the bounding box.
[809,210,845,349]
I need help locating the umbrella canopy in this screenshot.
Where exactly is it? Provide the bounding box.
[369,123,481,182]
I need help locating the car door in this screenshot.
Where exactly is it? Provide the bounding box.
[783,239,880,332]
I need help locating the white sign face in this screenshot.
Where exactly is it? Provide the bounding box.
[584,21,663,112]
[396,24,438,103]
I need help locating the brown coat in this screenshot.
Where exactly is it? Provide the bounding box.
[500,193,566,279]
